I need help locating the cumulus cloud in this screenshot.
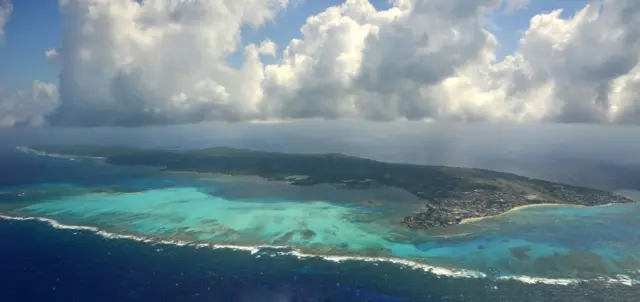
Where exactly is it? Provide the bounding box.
[45,48,60,59]
[433,0,640,123]
[3,0,639,127]
[261,0,640,124]
[47,0,289,126]
[260,0,501,120]
[0,0,12,37]
[257,40,277,57]
[0,81,60,127]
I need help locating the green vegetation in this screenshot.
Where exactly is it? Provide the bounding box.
[30,145,634,228]
[35,145,501,198]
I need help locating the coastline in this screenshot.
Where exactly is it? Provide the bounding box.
[459,203,584,224]
[164,170,234,178]
[1,212,637,286]
[0,212,484,279]
[164,170,293,185]
[10,146,640,289]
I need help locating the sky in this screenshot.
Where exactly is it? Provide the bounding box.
[0,0,638,127]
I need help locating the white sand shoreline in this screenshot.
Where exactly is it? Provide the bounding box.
[459,203,584,224]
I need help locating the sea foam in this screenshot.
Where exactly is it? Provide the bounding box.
[15,146,105,161]
[496,274,638,286]
[7,147,639,286]
[1,214,637,286]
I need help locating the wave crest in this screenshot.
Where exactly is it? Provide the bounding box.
[1,214,637,286]
[15,146,105,161]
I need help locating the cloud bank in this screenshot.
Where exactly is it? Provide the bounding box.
[0,81,59,127]
[0,0,12,37]
[3,0,640,126]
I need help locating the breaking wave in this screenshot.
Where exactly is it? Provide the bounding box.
[1,213,637,287]
[15,146,105,161]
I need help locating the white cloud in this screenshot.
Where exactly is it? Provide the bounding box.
[257,40,277,57]
[434,0,640,124]
[0,0,12,37]
[0,81,60,127]
[47,0,289,126]
[503,0,529,13]
[260,0,640,124]
[260,0,504,120]
[3,0,639,127]
[45,48,60,59]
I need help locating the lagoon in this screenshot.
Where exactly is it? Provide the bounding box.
[1,147,638,286]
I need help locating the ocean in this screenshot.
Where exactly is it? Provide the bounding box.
[1,147,639,301]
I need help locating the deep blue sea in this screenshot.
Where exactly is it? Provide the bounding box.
[1,147,639,301]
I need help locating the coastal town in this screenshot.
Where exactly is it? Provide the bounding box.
[28,145,635,229]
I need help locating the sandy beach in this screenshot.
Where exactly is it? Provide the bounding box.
[459,203,583,224]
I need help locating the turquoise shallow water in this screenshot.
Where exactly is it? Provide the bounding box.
[6,182,640,282]
[1,149,639,285]
[13,187,427,258]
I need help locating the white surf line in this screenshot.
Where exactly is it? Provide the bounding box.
[496,274,638,286]
[0,214,483,278]
[1,214,637,286]
[15,146,106,161]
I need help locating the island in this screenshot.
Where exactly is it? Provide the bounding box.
[26,145,633,229]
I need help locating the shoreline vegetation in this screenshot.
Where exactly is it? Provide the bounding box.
[164,170,267,182]
[22,145,634,229]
